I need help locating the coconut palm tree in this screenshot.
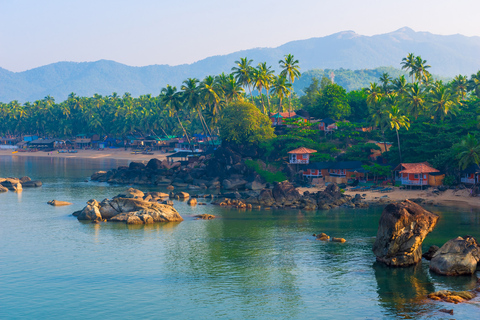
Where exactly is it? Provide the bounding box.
[450,74,468,101]
[379,73,392,94]
[414,56,431,83]
[387,105,410,162]
[279,54,301,111]
[271,75,292,115]
[232,57,254,102]
[391,75,408,96]
[468,71,480,98]
[401,53,416,83]
[161,85,191,144]
[403,83,426,119]
[252,65,268,114]
[181,78,212,141]
[427,83,457,121]
[456,133,480,170]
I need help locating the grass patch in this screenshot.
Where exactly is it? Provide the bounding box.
[244,159,287,183]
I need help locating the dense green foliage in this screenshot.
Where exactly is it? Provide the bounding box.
[218,101,275,145]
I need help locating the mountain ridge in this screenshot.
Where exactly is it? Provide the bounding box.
[1,27,479,103]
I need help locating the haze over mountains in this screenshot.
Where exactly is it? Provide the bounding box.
[1,27,479,103]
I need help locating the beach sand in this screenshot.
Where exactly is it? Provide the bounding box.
[298,183,480,209]
[0,149,169,162]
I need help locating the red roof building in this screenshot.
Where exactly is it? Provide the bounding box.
[394,162,439,187]
[288,147,317,164]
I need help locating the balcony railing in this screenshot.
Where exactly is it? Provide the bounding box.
[290,159,308,164]
[461,178,476,184]
[401,179,428,186]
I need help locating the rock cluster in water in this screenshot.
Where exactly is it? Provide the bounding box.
[73,188,183,224]
[0,176,42,192]
[372,200,439,267]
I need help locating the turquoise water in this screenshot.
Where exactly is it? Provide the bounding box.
[1,156,479,319]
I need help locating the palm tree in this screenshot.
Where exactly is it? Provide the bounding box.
[427,83,457,121]
[232,57,254,102]
[403,83,426,119]
[456,134,480,170]
[379,73,392,94]
[256,62,274,112]
[161,85,191,144]
[365,82,383,106]
[387,105,410,162]
[401,53,416,83]
[450,75,468,101]
[271,75,292,115]
[279,54,301,111]
[222,74,244,106]
[391,75,408,96]
[414,56,431,83]
[468,71,480,98]
[181,78,212,141]
[252,65,268,114]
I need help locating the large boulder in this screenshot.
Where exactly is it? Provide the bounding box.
[21,180,42,187]
[372,200,439,267]
[146,158,163,170]
[47,200,73,206]
[75,195,183,224]
[129,161,145,170]
[0,178,23,191]
[121,188,145,199]
[258,189,276,206]
[222,178,247,190]
[430,236,480,276]
[272,181,301,205]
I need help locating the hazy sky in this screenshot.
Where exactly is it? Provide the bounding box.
[1,0,479,72]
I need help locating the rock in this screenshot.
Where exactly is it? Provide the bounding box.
[21,180,42,187]
[222,192,242,199]
[332,237,346,243]
[1,178,23,191]
[372,200,439,267]
[222,178,248,190]
[47,200,73,206]
[167,185,174,190]
[90,171,107,180]
[129,161,145,170]
[422,245,439,260]
[146,158,163,170]
[0,185,8,193]
[272,181,301,205]
[316,233,330,241]
[428,290,476,303]
[430,236,480,276]
[19,176,31,183]
[75,193,183,224]
[245,181,266,190]
[194,214,215,220]
[258,189,276,206]
[187,198,197,206]
[175,191,190,199]
[122,188,145,199]
[161,200,174,206]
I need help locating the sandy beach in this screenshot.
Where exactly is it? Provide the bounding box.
[298,184,480,209]
[0,149,169,162]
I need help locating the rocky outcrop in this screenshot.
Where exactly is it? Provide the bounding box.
[430,236,480,275]
[47,200,73,206]
[0,185,8,193]
[0,178,23,191]
[272,181,301,205]
[372,200,439,267]
[73,189,183,224]
[422,245,439,260]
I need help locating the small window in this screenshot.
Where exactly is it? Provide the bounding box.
[414,174,419,179]
[423,174,426,179]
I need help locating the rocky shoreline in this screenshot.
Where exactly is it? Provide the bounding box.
[0,176,42,192]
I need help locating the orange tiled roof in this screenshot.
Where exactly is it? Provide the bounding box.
[288,147,317,154]
[270,112,297,118]
[397,162,439,174]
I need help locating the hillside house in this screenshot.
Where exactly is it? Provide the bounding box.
[317,118,337,132]
[288,147,317,164]
[394,162,440,187]
[270,112,298,126]
[303,162,332,178]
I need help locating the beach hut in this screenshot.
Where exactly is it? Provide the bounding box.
[393,162,439,188]
[288,147,317,164]
[460,164,480,185]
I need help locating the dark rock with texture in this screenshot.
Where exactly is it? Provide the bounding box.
[422,245,439,260]
[372,200,439,267]
[430,236,480,276]
[272,181,301,205]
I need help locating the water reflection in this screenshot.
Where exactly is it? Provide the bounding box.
[373,262,435,316]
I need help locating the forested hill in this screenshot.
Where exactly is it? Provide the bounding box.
[1,27,479,103]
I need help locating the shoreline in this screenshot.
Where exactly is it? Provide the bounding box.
[0,149,169,162]
[298,185,480,210]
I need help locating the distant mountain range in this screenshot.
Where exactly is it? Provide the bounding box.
[1,27,479,103]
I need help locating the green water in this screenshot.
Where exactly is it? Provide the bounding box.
[0,156,479,319]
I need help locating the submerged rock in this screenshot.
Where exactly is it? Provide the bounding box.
[428,290,476,303]
[372,200,439,267]
[47,200,73,206]
[430,236,480,276]
[194,214,215,220]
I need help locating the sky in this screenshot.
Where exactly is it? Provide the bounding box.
[1,0,479,72]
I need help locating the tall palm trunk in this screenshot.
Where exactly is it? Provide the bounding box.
[176,113,191,146]
[396,129,402,163]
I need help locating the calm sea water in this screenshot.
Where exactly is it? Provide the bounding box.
[1,156,479,319]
